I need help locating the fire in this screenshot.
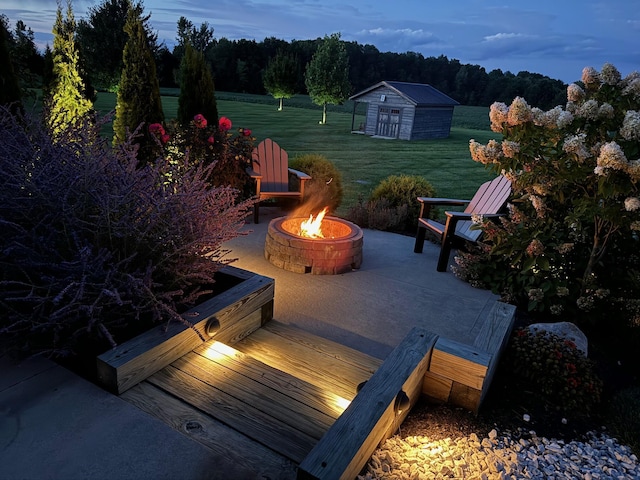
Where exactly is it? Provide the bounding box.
[299,207,328,238]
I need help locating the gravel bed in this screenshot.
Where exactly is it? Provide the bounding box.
[358,429,639,479]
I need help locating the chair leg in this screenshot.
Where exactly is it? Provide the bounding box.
[414,226,426,253]
[436,242,452,272]
[254,202,260,224]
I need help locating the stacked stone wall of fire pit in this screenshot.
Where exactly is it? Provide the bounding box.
[265,216,364,274]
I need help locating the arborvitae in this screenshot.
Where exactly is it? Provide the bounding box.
[113,4,164,164]
[47,0,93,137]
[177,42,218,126]
[0,19,22,114]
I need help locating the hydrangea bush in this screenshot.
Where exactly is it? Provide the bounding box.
[457,63,640,325]
[0,107,253,358]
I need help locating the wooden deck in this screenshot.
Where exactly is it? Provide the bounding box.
[117,301,514,479]
[120,321,384,477]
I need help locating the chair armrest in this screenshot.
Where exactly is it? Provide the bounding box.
[246,167,261,179]
[417,197,470,206]
[288,168,311,181]
[417,198,470,220]
[444,211,505,219]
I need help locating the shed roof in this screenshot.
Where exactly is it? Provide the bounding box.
[349,81,459,107]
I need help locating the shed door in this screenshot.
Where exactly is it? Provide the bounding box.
[376,107,401,138]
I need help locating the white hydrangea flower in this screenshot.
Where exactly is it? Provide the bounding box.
[620,110,640,141]
[581,66,600,87]
[507,97,533,126]
[563,133,591,162]
[567,83,585,102]
[489,102,509,132]
[597,142,628,171]
[624,197,640,212]
[601,63,622,85]
[578,99,599,120]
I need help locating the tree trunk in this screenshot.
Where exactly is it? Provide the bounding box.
[321,104,327,124]
[278,98,283,111]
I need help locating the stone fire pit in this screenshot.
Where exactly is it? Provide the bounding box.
[264,216,363,274]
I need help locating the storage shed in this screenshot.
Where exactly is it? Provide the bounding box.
[349,81,459,140]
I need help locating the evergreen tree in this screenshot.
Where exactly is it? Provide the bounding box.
[304,33,351,124]
[113,3,164,165]
[263,50,299,111]
[76,0,157,91]
[47,0,93,137]
[0,19,22,113]
[42,44,54,97]
[177,42,218,126]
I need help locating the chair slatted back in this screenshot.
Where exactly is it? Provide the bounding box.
[456,175,512,242]
[252,139,289,192]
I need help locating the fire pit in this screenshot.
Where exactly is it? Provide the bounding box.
[265,212,363,275]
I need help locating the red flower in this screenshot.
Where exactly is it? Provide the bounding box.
[207,136,215,145]
[148,123,165,136]
[193,114,207,129]
[243,128,252,136]
[219,116,232,131]
[565,363,577,374]
[160,134,170,144]
[564,340,577,350]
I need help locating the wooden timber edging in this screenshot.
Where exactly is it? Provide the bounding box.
[297,327,438,480]
[96,265,275,394]
[422,301,517,413]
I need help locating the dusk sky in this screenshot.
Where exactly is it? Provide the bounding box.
[3,0,639,84]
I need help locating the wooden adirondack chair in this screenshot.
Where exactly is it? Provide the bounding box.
[414,175,511,272]
[248,138,311,223]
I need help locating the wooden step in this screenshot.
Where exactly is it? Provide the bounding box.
[232,321,382,400]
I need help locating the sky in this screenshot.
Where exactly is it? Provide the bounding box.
[3,0,639,84]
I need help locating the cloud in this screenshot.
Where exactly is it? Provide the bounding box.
[352,27,440,53]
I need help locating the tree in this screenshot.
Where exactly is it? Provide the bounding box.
[263,50,299,111]
[0,19,22,113]
[177,42,218,126]
[76,0,158,91]
[46,0,93,137]
[304,33,351,124]
[174,16,214,58]
[113,4,164,164]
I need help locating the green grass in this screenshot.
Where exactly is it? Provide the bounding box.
[94,91,499,214]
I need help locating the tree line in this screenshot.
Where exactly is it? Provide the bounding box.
[2,0,568,110]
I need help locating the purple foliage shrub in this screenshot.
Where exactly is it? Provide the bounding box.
[0,107,253,357]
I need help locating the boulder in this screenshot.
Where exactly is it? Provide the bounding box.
[527,321,588,356]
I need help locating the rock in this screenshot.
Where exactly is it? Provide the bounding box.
[527,321,588,355]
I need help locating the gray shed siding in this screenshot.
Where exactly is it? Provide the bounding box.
[350,81,458,140]
[411,106,455,140]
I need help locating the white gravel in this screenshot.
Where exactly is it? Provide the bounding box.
[358,429,639,479]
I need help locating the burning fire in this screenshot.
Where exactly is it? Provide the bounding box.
[299,207,328,238]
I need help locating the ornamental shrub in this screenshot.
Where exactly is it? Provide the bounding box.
[289,153,343,213]
[177,42,218,127]
[150,114,255,196]
[504,327,603,413]
[368,174,437,232]
[461,63,640,324]
[0,107,253,358]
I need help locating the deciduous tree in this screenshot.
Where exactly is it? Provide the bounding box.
[304,33,351,124]
[263,50,299,111]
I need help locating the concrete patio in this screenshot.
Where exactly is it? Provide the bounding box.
[0,207,498,480]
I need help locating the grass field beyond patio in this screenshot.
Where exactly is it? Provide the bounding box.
[94,91,500,214]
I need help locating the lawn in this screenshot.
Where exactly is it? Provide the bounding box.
[94,91,500,214]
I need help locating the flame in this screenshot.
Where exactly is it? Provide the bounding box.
[299,207,328,238]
